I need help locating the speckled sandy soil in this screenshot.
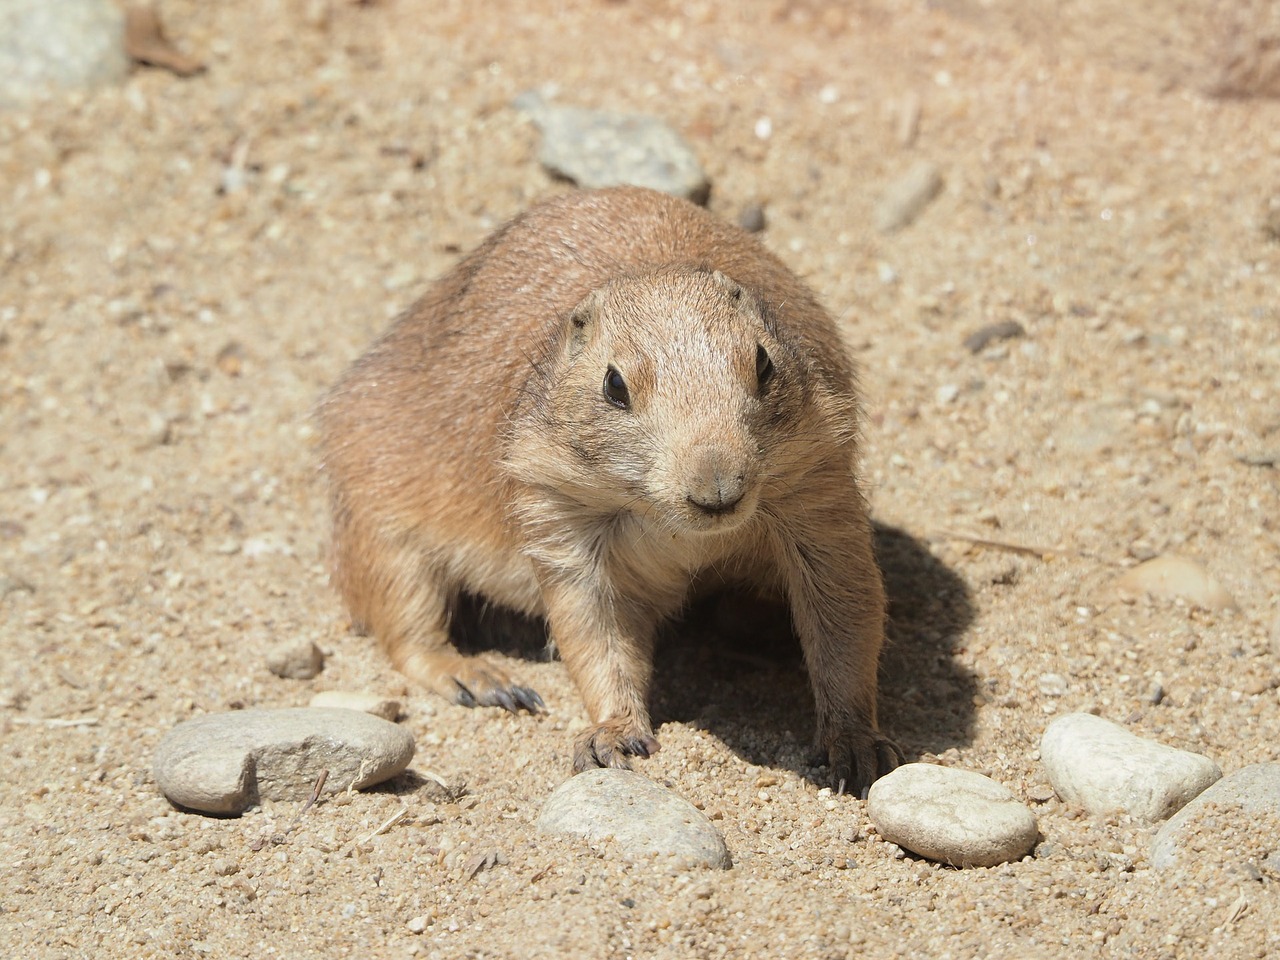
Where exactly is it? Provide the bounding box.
[2,2,1278,958]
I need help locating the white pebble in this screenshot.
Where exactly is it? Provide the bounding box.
[935,383,960,405]
[1037,673,1068,697]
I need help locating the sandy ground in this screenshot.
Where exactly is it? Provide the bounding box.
[2,1,1279,957]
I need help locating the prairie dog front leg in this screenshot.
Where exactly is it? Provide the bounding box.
[540,574,662,771]
[779,495,903,797]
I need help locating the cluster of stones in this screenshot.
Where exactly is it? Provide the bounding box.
[865,712,1276,879]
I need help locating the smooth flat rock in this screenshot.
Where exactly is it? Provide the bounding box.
[537,769,730,869]
[1152,763,1280,871]
[1041,713,1221,823]
[515,92,710,203]
[309,690,401,721]
[867,763,1038,868]
[1114,555,1237,611]
[154,707,415,815]
[0,0,128,108]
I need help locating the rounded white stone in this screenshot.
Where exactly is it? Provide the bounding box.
[1040,713,1221,823]
[538,769,730,869]
[867,763,1039,868]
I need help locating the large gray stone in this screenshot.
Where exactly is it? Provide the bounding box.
[154,708,415,815]
[515,92,710,204]
[1152,763,1280,871]
[0,0,128,108]
[867,763,1039,868]
[1041,713,1221,823]
[538,769,730,868]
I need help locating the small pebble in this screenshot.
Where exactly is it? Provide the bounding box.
[537,769,730,869]
[1114,555,1237,611]
[896,91,922,147]
[1151,763,1280,870]
[309,690,401,721]
[1026,783,1056,804]
[153,707,415,815]
[266,639,326,680]
[738,204,766,233]
[406,916,428,934]
[874,160,943,233]
[1040,713,1221,823]
[963,320,1025,354]
[514,92,710,204]
[866,763,1039,868]
[1037,673,1068,697]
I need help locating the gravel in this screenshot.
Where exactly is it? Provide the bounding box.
[2,1,1278,956]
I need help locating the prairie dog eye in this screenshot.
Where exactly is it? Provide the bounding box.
[755,344,774,389]
[603,366,631,409]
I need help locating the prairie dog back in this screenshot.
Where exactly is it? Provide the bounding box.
[318,186,901,794]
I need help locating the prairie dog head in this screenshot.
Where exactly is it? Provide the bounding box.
[512,266,829,534]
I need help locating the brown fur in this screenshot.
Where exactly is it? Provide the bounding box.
[317,186,902,795]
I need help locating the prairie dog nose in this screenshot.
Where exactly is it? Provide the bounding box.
[685,461,748,515]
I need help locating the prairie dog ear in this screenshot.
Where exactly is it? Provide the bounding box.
[710,269,760,318]
[709,269,745,301]
[565,287,605,357]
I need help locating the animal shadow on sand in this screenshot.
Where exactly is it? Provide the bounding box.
[450,521,976,783]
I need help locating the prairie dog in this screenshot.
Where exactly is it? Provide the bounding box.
[318,186,901,795]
